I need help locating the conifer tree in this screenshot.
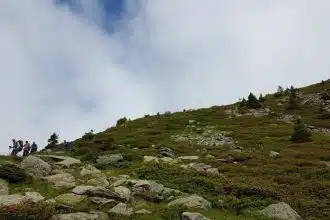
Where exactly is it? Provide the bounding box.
[47,132,59,149]
[291,118,312,143]
[247,92,261,109]
[287,89,299,109]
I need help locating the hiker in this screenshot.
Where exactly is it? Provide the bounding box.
[9,139,18,156]
[17,140,24,153]
[23,141,30,156]
[63,140,72,149]
[30,141,38,153]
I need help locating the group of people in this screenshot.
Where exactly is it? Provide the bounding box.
[9,139,38,157]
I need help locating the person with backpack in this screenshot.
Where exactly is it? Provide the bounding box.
[9,139,18,156]
[30,142,38,153]
[23,141,30,156]
[17,140,24,153]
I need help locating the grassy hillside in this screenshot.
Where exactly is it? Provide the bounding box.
[1,79,329,220]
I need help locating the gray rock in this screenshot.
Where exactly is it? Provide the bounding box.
[44,173,76,190]
[80,165,101,177]
[50,212,109,220]
[143,156,159,163]
[55,193,86,206]
[87,176,110,187]
[259,202,302,220]
[109,203,133,216]
[96,154,123,165]
[206,168,220,176]
[168,195,211,210]
[114,186,131,201]
[0,179,9,196]
[0,194,27,206]
[89,197,117,205]
[72,185,121,200]
[19,155,52,179]
[178,156,199,160]
[36,155,81,168]
[182,212,211,220]
[269,151,280,158]
[25,192,44,203]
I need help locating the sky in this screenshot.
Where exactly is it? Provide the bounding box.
[1,0,330,154]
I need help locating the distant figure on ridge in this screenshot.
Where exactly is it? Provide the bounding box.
[30,141,38,153]
[9,139,18,156]
[23,141,30,156]
[17,140,24,153]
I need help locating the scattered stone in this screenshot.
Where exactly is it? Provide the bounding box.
[114,186,131,201]
[168,194,211,210]
[89,197,117,205]
[96,154,123,165]
[111,178,127,187]
[0,194,27,206]
[80,165,101,177]
[205,154,215,159]
[160,157,180,164]
[259,202,302,220]
[269,151,280,158]
[182,212,211,220]
[135,209,152,215]
[25,192,44,203]
[159,147,176,157]
[109,203,133,216]
[143,156,159,163]
[43,173,76,190]
[206,168,220,176]
[72,185,119,200]
[50,212,109,220]
[178,156,199,160]
[44,199,56,204]
[55,193,86,206]
[87,176,109,187]
[0,179,9,196]
[36,155,81,168]
[19,155,52,179]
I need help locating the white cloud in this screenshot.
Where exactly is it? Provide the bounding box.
[0,0,330,154]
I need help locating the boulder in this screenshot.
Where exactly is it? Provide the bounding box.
[160,157,180,164]
[205,168,220,176]
[0,179,9,195]
[43,173,76,190]
[36,155,81,168]
[259,202,302,220]
[109,203,133,216]
[269,151,280,158]
[19,156,51,179]
[143,156,159,163]
[89,197,117,206]
[25,192,44,203]
[114,186,131,201]
[80,165,101,177]
[159,147,176,157]
[168,195,211,210]
[87,177,109,187]
[72,185,120,200]
[0,194,27,206]
[96,154,123,165]
[55,193,86,206]
[182,212,211,220]
[50,212,109,220]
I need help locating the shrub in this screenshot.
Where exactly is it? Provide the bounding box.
[291,118,312,143]
[116,117,128,127]
[247,93,261,109]
[0,202,55,220]
[287,90,299,109]
[0,163,31,183]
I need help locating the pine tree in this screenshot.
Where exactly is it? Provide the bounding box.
[247,93,261,109]
[47,132,59,149]
[291,118,312,143]
[239,98,247,108]
[259,94,266,102]
[287,89,299,109]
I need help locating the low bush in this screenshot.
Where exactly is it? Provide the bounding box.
[0,164,31,183]
[0,202,55,220]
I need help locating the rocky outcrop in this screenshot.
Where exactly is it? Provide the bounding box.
[80,165,101,177]
[86,176,109,187]
[19,155,52,179]
[24,192,44,203]
[0,194,27,206]
[114,186,131,201]
[259,202,302,220]
[160,147,176,157]
[168,195,211,210]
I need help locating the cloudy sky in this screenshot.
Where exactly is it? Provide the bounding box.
[1,0,329,154]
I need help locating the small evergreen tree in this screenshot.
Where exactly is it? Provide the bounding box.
[287,89,299,109]
[247,93,261,109]
[116,117,127,127]
[47,132,59,149]
[274,85,284,97]
[258,94,266,102]
[239,98,247,108]
[291,118,312,143]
